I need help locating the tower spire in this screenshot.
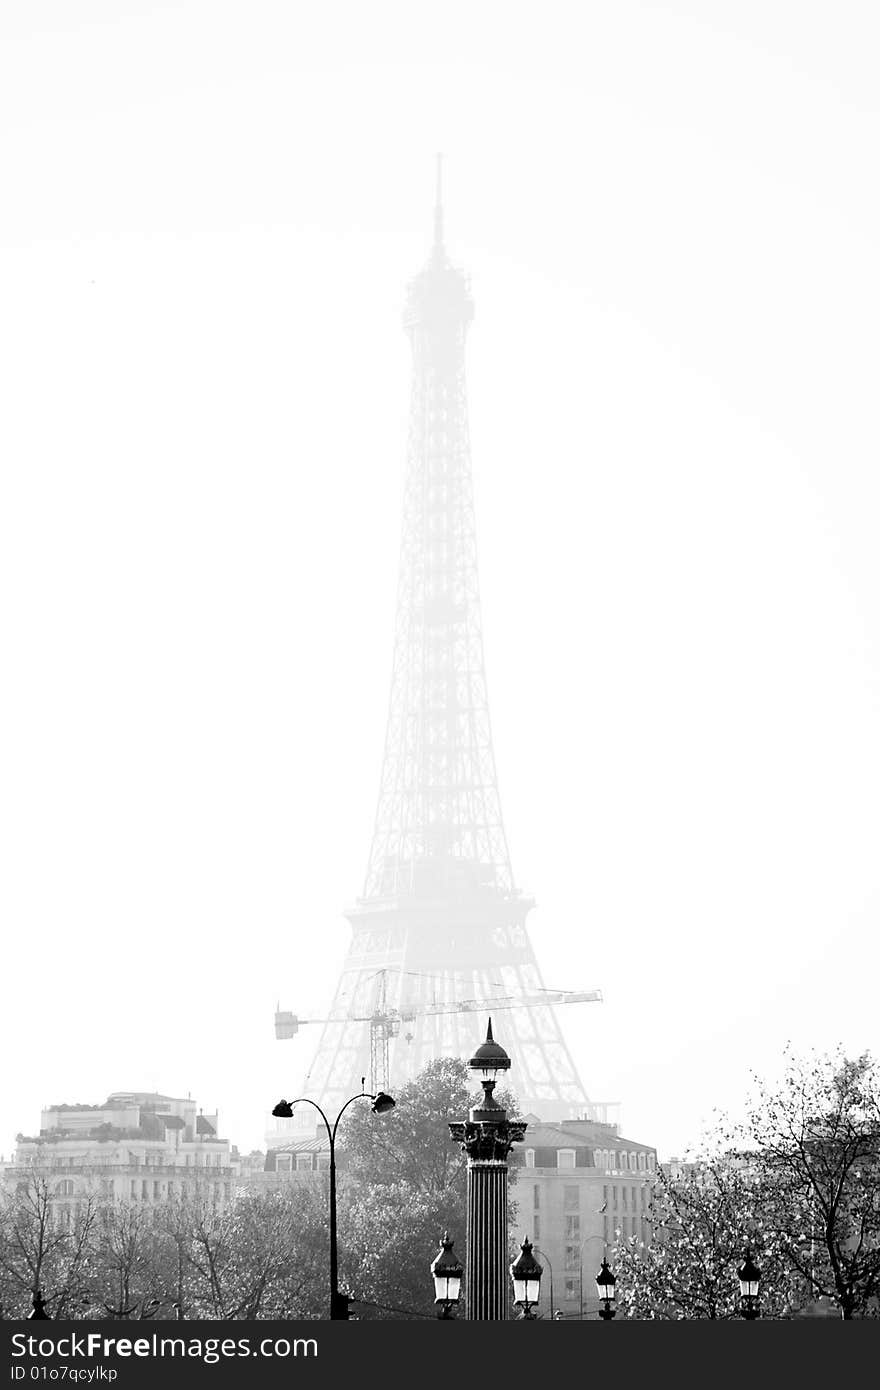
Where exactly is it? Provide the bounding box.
[433,152,444,256]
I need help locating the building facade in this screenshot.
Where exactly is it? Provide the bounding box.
[1,1092,235,1217]
[517,1117,657,1318]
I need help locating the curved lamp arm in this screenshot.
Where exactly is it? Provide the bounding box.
[277,1084,384,1150]
[280,1097,334,1148]
[331,1089,376,1146]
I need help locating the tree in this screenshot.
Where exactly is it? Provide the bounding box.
[336,1057,520,1318]
[88,1202,159,1318]
[148,1189,328,1320]
[740,1047,880,1319]
[613,1156,796,1319]
[0,1176,98,1318]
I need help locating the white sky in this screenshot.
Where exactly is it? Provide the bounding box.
[1,0,878,1161]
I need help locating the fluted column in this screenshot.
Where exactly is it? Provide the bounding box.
[450,1112,527,1319]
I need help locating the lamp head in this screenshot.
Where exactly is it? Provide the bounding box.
[510,1237,543,1311]
[595,1257,617,1303]
[431,1233,464,1307]
[271,1100,294,1119]
[737,1247,761,1300]
[469,1019,512,1118]
[469,1018,512,1084]
[371,1091,396,1115]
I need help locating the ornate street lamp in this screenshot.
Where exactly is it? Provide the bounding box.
[431,1234,464,1319]
[596,1257,617,1320]
[737,1247,761,1320]
[449,1020,528,1320]
[271,1081,395,1319]
[510,1237,543,1320]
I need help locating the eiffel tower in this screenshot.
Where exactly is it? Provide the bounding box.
[282,162,594,1127]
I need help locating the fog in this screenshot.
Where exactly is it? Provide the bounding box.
[1,1,878,1160]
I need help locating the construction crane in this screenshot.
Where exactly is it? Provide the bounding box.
[274,974,603,1095]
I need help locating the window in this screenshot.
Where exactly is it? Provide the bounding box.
[296,1154,312,1172]
[620,1152,628,1171]
[533,1184,540,1210]
[316,1153,330,1172]
[557,1149,575,1169]
[648,1154,655,1172]
[564,1279,579,1303]
[525,1149,535,1168]
[622,1187,628,1208]
[563,1186,580,1212]
[630,1153,637,1171]
[610,1152,617,1170]
[55,1179,75,1197]
[153,1181,160,1199]
[632,1186,637,1210]
[564,1244,579,1271]
[564,1214,580,1239]
[612,1186,618,1205]
[641,1187,647,1209]
[275,1154,292,1172]
[533,1216,540,1242]
[638,1152,646,1171]
[603,1184,608,1203]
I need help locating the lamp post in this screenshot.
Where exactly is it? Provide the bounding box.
[596,1257,617,1320]
[431,1234,464,1319]
[532,1246,555,1320]
[449,1020,527,1319]
[578,1233,606,1320]
[737,1248,761,1320]
[510,1238,543,1320]
[272,1080,395,1320]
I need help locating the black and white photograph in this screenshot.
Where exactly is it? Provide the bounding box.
[1,0,878,1369]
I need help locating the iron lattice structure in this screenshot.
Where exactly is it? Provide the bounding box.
[293,168,591,1124]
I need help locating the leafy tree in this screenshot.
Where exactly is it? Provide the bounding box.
[336,1057,521,1318]
[739,1047,880,1319]
[613,1156,796,1319]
